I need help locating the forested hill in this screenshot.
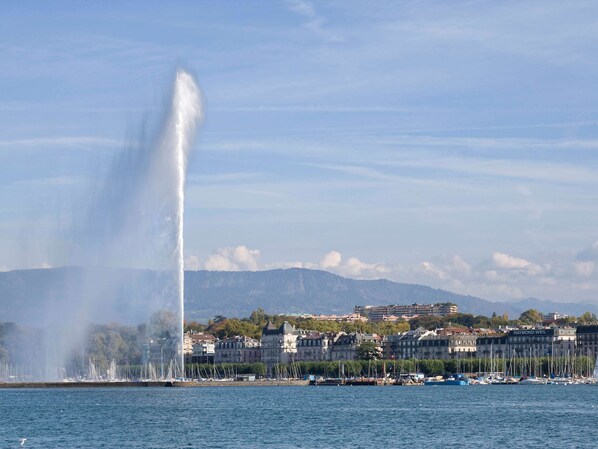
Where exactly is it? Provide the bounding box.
[1,267,596,323]
[183,268,522,320]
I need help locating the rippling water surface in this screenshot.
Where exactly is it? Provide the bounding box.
[2,385,598,448]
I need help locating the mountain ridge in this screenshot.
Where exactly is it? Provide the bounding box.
[1,267,596,323]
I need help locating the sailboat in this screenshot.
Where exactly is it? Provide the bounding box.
[589,358,598,384]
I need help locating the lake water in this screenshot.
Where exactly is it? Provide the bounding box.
[1,385,598,448]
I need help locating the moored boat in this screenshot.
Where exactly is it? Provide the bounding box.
[519,376,547,385]
[424,374,470,386]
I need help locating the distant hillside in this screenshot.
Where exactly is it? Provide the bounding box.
[509,297,598,318]
[183,268,524,320]
[0,267,596,323]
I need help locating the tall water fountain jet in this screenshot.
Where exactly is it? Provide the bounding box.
[23,69,204,381]
[168,70,203,374]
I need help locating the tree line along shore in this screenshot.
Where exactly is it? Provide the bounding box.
[1,307,596,378]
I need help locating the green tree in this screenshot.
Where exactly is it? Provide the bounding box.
[374,321,410,335]
[356,341,381,360]
[409,315,445,330]
[248,308,267,326]
[447,313,477,328]
[184,321,207,332]
[518,309,544,325]
[556,316,576,325]
[579,312,597,324]
[489,313,510,328]
[208,319,262,340]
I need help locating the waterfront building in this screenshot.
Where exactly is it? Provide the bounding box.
[296,332,337,362]
[507,327,576,358]
[185,333,216,364]
[214,336,261,364]
[419,332,477,360]
[354,303,457,322]
[260,321,302,371]
[183,333,194,356]
[330,333,381,361]
[384,328,437,360]
[476,334,508,359]
[576,325,598,358]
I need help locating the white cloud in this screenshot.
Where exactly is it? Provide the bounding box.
[203,254,238,271]
[575,261,594,277]
[184,255,201,271]
[402,244,598,301]
[320,250,342,268]
[285,0,342,42]
[418,255,471,282]
[490,252,546,277]
[419,261,448,280]
[204,246,388,279]
[231,246,260,271]
[198,243,598,302]
[264,260,318,270]
[491,252,532,270]
[203,245,260,271]
[314,251,390,279]
[450,255,472,275]
[484,270,500,281]
[335,256,389,278]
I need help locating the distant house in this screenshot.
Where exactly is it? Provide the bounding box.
[185,332,216,364]
[296,332,337,362]
[354,303,457,321]
[419,331,477,360]
[476,334,508,360]
[543,312,569,322]
[576,325,598,358]
[306,313,367,323]
[215,336,261,364]
[330,333,381,361]
[384,327,437,360]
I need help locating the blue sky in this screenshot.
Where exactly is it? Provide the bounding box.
[2,1,598,302]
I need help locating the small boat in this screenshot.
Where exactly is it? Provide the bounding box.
[345,378,386,386]
[490,378,519,385]
[309,377,345,386]
[519,376,547,385]
[549,377,573,385]
[424,374,470,386]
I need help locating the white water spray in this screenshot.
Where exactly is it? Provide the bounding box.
[138,69,203,378]
[29,70,204,381]
[168,71,203,375]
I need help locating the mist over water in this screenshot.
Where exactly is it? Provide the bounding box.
[2,70,203,381]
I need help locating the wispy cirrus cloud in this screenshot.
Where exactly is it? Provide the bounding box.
[285,0,343,42]
[0,136,122,149]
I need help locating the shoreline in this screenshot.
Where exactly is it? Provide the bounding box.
[0,380,310,388]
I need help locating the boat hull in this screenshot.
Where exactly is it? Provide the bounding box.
[424,380,469,386]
